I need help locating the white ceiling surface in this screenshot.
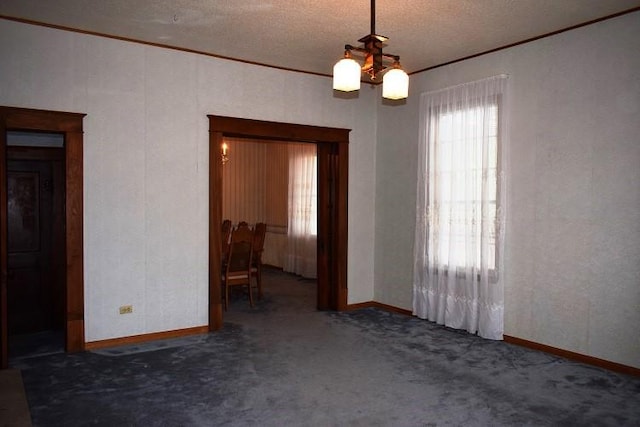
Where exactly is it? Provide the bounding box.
[1,0,639,76]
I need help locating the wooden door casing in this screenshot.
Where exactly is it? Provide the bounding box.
[208,116,349,330]
[1,107,85,369]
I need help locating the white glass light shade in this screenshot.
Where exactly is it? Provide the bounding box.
[382,68,409,100]
[333,58,361,92]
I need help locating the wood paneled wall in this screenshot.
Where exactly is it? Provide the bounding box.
[222,138,300,268]
[222,138,268,225]
[264,143,289,228]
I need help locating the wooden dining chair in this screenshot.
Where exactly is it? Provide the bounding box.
[221,219,232,264]
[251,222,267,299]
[222,222,254,310]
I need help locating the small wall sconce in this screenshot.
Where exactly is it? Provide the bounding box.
[221,142,229,165]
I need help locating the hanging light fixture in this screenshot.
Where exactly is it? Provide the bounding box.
[333,0,409,100]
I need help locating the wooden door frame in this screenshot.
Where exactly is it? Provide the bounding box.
[0,106,85,368]
[208,116,349,330]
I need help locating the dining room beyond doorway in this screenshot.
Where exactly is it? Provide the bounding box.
[221,138,318,279]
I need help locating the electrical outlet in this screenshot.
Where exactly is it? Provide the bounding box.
[119,305,133,314]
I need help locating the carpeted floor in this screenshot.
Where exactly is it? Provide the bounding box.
[8,268,640,426]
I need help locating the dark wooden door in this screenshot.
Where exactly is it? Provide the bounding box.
[7,156,64,335]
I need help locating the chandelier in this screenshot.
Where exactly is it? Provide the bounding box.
[333,0,409,100]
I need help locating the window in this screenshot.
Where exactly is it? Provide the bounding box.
[413,75,507,339]
[284,143,318,278]
[429,101,499,272]
[288,148,317,236]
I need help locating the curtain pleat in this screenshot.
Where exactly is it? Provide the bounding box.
[283,143,317,278]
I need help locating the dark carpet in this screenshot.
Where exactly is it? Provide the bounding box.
[10,269,640,426]
[9,330,65,362]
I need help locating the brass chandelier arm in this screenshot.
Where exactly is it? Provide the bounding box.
[344,44,401,77]
[345,44,400,60]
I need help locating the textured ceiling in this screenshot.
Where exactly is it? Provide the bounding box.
[1,0,639,77]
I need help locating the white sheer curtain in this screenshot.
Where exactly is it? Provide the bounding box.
[283,143,317,278]
[413,75,508,340]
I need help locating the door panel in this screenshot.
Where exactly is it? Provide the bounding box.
[7,160,54,335]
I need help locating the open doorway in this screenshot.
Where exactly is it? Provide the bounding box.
[221,139,318,277]
[208,116,350,330]
[0,106,86,369]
